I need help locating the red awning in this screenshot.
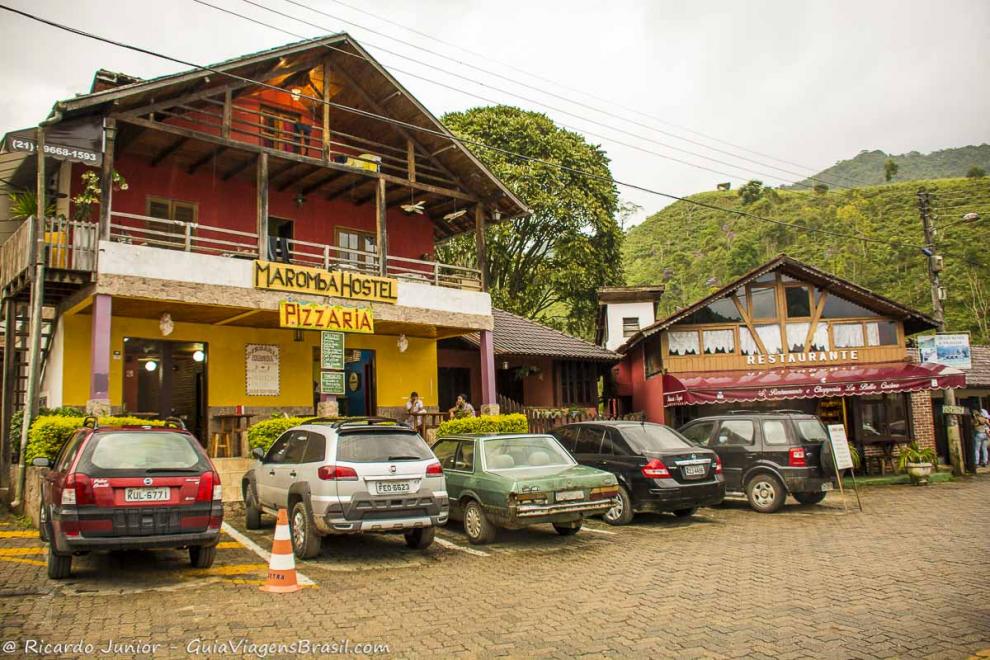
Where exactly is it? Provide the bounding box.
[662,362,966,407]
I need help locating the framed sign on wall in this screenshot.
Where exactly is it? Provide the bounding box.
[245,344,280,396]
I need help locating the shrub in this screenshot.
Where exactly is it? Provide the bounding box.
[10,406,84,453]
[436,414,528,438]
[26,416,165,463]
[247,417,314,452]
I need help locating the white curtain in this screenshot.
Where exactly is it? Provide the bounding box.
[668,330,700,355]
[739,327,759,355]
[866,322,880,346]
[703,329,735,354]
[756,324,782,354]
[786,322,810,352]
[833,323,864,348]
[811,322,830,351]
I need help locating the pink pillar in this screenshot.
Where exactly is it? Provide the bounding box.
[479,329,496,411]
[88,294,112,413]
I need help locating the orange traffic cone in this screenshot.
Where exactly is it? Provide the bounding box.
[260,508,302,593]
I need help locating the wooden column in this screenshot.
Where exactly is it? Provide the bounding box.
[222,89,232,139]
[375,178,388,276]
[479,329,497,411]
[256,152,269,258]
[88,294,112,410]
[0,299,17,489]
[99,118,116,241]
[474,204,488,292]
[406,140,416,182]
[321,59,331,161]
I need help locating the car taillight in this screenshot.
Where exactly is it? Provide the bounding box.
[317,465,358,480]
[196,471,222,502]
[425,461,443,476]
[642,459,671,479]
[713,455,723,474]
[62,473,94,506]
[789,447,807,467]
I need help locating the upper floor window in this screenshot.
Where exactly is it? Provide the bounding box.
[644,334,662,376]
[749,286,778,320]
[147,197,196,245]
[622,317,640,338]
[668,330,700,356]
[681,297,742,324]
[336,228,377,271]
[785,285,812,318]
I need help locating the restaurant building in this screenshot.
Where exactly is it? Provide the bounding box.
[605,256,965,463]
[0,34,527,476]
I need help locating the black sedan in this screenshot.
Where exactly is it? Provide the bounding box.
[552,421,725,525]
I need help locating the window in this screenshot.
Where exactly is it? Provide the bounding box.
[553,427,579,452]
[482,436,574,470]
[603,429,629,456]
[716,420,755,446]
[703,329,735,355]
[55,431,87,471]
[264,432,293,464]
[300,432,325,463]
[644,334,662,377]
[559,361,598,406]
[755,324,782,354]
[785,286,812,318]
[762,420,789,446]
[83,432,206,471]
[867,321,899,346]
[750,286,778,320]
[336,228,377,271]
[261,104,302,152]
[147,197,196,245]
[681,297,742,324]
[432,440,459,469]
[739,327,759,356]
[808,322,830,351]
[858,394,910,440]
[622,317,640,338]
[336,432,432,462]
[795,419,829,443]
[621,425,693,452]
[667,330,700,356]
[821,294,879,318]
[680,421,716,447]
[574,427,605,454]
[785,322,809,353]
[282,432,309,464]
[833,323,865,348]
[455,441,475,471]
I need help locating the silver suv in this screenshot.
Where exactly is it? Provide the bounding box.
[243,418,449,558]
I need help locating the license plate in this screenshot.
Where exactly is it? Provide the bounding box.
[555,490,584,502]
[375,480,412,495]
[683,464,706,477]
[125,487,169,502]
[821,482,834,492]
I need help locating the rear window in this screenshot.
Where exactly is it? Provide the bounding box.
[336,432,432,462]
[619,425,693,452]
[81,432,206,472]
[795,419,829,443]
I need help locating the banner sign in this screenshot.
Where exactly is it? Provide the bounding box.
[320,371,346,396]
[2,118,104,165]
[826,424,855,471]
[245,344,279,396]
[918,334,971,370]
[254,260,397,304]
[278,301,374,333]
[321,331,345,370]
[942,405,967,416]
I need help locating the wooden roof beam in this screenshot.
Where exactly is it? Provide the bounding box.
[221,156,255,181]
[187,146,226,175]
[274,163,313,191]
[150,138,188,167]
[301,171,348,196]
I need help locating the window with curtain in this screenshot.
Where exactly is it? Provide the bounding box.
[833,323,865,348]
[739,326,759,356]
[867,321,899,346]
[809,322,830,351]
[755,324,782,354]
[786,322,810,353]
[667,330,700,356]
[702,329,735,355]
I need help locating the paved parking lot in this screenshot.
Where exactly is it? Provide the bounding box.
[1,477,989,658]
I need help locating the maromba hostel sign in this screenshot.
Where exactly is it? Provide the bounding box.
[254,260,397,304]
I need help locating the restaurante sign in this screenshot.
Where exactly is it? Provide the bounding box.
[745,350,860,366]
[254,261,398,304]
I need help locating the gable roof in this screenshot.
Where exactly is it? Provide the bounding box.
[42,34,529,227]
[617,254,938,354]
[456,308,618,362]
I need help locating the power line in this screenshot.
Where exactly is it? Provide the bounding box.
[0,3,923,251]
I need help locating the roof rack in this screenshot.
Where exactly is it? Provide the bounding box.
[307,417,412,430]
[82,416,99,429]
[726,409,806,415]
[163,416,186,430]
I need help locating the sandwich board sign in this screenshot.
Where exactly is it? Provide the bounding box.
[826,424,855,471]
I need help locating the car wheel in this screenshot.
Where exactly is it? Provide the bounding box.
[673,507,697,518]
[289,501,322,559]
[463,500,496,545]
[552,521,582,536]
[404,527,435,550]
[746,474,786,513]
[47,546,71,580]
[244,486,262,530]
[189,545,216,568]
[602,485,634,526]
[793,491,827,505]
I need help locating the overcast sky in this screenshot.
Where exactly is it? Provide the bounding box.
[1,0,987,224]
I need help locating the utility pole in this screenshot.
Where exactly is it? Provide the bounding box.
[918,190,965,476]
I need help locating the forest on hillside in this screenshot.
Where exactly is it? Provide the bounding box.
[623,177,990,343]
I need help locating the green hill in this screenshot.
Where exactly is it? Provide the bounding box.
[788,144,990,188]
[624,177,990,342]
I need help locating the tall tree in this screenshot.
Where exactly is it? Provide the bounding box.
[884,158,899,182]
[438,106,622,338]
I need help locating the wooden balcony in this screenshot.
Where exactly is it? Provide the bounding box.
[0,217,97,301]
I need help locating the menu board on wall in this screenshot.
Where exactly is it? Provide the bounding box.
[245,344,280,396]
[321,332,345,370]
[320,371,346,396]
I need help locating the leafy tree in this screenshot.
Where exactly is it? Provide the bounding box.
[967,166,986,178]
[884,158,899,182]
[737,180,764,205]
[813,183,829,194]
[437,106,622,339]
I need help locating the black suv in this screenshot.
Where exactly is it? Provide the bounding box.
[552,422,725,525]
[677,411,836,513]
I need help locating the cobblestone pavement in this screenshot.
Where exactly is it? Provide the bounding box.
[1,477,988,658]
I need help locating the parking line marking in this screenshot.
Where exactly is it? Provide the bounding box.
[0,531,37,539]
[191,563,268,576]
[220,522,315,586]
[215,541,241,550]
[0,556,45,567]
[0,547,44,556]
[433,537,489,557]
[581,527,617,535]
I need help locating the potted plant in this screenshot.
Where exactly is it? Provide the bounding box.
[897,441,938,485]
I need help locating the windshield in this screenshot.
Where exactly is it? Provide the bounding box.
[336,432,432,462]
[83,432,205,472]
[482,436,575,470]
[620,424,693,452]
[795,419,829,443]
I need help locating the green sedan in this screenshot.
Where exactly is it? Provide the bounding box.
[431,434,620,544]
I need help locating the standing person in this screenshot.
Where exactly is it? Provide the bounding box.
[405,391,425,429]
[973,407,989,468]
[448,394,476,419]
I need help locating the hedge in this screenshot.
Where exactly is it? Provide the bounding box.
[436,414,528,438]
[26,416,166,463]
[247,417,315,453]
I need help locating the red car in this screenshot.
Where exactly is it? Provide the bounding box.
[35,418,223,579]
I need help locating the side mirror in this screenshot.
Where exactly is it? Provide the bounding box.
[251,447,265,461]
[32,457,51,468]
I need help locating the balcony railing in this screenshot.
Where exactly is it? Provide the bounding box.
[0,217,98,294]
[108,211,481,291]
